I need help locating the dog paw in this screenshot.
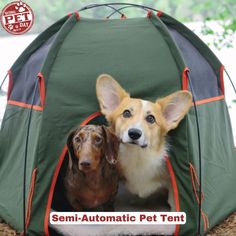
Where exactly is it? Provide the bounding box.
[15,2,26,13]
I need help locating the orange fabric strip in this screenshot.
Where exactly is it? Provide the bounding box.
[166,158,180,236]
[20,168,37,236]
[8,100,43,111]
[193,95,224,106]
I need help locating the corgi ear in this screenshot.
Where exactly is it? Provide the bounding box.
[96,74,129,115]
[156,91,192,131]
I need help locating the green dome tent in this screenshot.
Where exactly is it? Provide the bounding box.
[0,3,235,236]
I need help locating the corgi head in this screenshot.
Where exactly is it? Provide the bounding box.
[96,74,192,152]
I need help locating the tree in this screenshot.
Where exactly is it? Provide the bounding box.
[193,0,236,49]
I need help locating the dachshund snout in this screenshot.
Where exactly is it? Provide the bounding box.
[80,160,91,168]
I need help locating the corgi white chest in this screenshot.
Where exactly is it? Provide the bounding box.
[118,143,169,198]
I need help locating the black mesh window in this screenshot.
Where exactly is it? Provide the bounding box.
[167,27,221,101]
[9,34,57,106]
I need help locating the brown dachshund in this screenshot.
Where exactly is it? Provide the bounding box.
[64,125,120,211]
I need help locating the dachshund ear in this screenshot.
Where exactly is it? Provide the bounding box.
[67,129,78,169]
[102,126,120,165]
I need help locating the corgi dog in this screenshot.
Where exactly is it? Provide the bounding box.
[96,74,192,211]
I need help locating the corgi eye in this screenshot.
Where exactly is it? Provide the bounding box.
[123,109,132,118]
[146,115,156,124]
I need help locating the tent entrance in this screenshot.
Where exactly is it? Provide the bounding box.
[47,112,177,236]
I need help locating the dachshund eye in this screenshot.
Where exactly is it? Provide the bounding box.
[123,109,132,118]
[146,115,156,124]
[74,136,81,143]
[94,136,103,145]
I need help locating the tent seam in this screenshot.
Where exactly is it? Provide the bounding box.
[148,12,187,89]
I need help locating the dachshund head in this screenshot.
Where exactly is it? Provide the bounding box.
[67,125,120,173]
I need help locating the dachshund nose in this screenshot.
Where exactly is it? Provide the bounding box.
[80,161,91,168]
[128,128,142,140]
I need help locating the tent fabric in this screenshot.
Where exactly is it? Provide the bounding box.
[0,10,235,236]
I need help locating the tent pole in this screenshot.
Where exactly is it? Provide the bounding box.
[0,73,8,90]
[224,69,236,94]
[105,6,127,19]
[187,71,203,235]
[106,5,149,19]
[78,3,158,14]
[22,79,38,236]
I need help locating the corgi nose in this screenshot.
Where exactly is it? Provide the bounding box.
[128,128,142,140]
